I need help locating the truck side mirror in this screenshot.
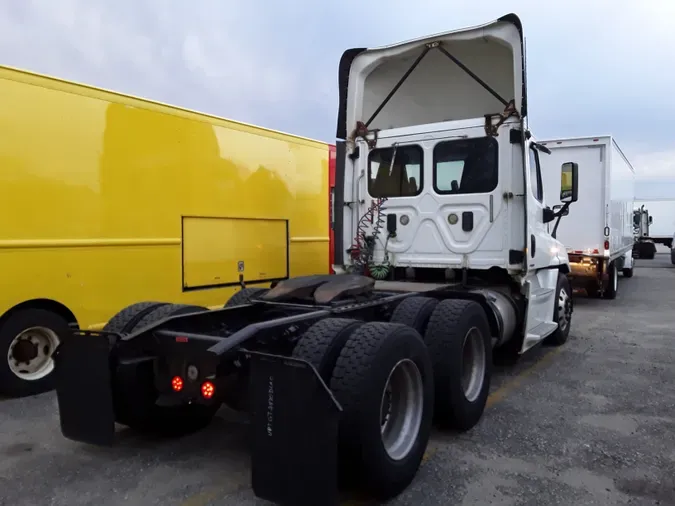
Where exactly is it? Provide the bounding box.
[649,216,653,224]
[560,162,578,203]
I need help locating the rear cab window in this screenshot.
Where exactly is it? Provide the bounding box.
[433,137,498,194]
[368,145,423,198]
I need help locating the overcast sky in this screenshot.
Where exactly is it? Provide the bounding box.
[1,0,674,193]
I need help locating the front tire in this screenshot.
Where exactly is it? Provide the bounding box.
[545,274,573,346]
[329,322,434,500]
[0,308,71,397]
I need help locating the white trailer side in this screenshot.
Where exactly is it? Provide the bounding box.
[538,135,635,299]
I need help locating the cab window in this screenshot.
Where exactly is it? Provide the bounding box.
[529,146,543,202]
[433,137,498,194]
[368,145,423,198]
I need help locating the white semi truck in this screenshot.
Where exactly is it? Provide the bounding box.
[633,200,675,259]
[633,205,656,259]
[538,136,636,299]
[53,13,582,505]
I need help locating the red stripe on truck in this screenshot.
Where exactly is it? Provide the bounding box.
[329,144,336,274]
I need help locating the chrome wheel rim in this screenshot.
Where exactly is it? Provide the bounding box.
[461,327,486,402]
[7,326,60,381]
[380,358,424,461]
[558,287,572,332]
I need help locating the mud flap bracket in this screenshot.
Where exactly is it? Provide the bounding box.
[246,350,342,506]
[54,330,117,446]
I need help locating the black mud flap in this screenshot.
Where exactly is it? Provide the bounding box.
[54,330,117,446]
[247,351,342,506]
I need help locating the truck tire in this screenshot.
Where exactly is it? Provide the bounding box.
[622,266,634,278]
[603,262,618,300]
[641,244,656,260]
[112,303,219,436]
[103,301,168,334]
[291,318,365,383]
[389,296,439,336]
[0,308,71,397]
[544,274,572,346]
[224,287,268,307]
[132,303,209,332]
[424,299,492,431]
[329,322,434,500]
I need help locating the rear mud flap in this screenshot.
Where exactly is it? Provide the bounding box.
[247,351,342,506]
[54,331,116,446]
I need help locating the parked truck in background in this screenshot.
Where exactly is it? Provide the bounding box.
[539,136,635,299]
[633,205,656,259]
[53,14,582,505]
[633,200,675,258]
[0,65,333,397]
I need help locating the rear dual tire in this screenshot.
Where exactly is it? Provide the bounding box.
[292,319,434,500]
[390,296,492,431]
[291,297,492,499]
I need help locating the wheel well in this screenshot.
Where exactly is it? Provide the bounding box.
[559,264,570,274]
[0,299,79,329]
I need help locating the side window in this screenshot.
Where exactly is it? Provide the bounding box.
[433,137,498,194]
[368,145,423,198]
[529,147,543,202]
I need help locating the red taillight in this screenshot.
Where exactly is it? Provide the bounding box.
[171,376,183,392]
[604,240,610,250]
[201,381,215,399]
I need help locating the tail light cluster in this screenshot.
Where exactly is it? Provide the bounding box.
[604,240,610,250]
[171,374,215,400]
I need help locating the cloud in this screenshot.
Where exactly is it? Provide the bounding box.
[1,0,674,185]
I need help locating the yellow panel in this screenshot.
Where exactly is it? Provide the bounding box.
[0,65,330,329]
[182,217,288,289]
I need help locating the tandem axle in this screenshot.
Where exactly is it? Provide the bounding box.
[52,273,561,505]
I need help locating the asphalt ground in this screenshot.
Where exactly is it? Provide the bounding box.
[1,250,674,506]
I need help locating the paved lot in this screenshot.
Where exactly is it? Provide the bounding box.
[1,254,675,506]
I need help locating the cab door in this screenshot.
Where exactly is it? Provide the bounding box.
[522,142,559,350]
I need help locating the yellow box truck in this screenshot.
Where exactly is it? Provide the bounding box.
[0,65,331,397]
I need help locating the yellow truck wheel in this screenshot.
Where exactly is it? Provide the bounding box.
[0,308,70,397]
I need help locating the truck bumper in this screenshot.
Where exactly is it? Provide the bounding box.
[53,334,343,506]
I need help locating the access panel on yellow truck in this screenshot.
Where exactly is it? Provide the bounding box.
[0,64,332,397]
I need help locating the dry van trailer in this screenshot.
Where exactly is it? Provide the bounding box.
[0,64,333,397]
[539,136,635,299]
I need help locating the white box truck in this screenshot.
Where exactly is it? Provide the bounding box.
[538,136,635,299]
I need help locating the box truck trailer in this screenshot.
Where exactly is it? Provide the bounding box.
[0,64,334,397]
[539,136,635,299]
[53,13,581,504]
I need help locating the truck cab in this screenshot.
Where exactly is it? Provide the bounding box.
[333,13,579,355]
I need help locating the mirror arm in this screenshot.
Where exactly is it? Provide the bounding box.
[551,201,571,239]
